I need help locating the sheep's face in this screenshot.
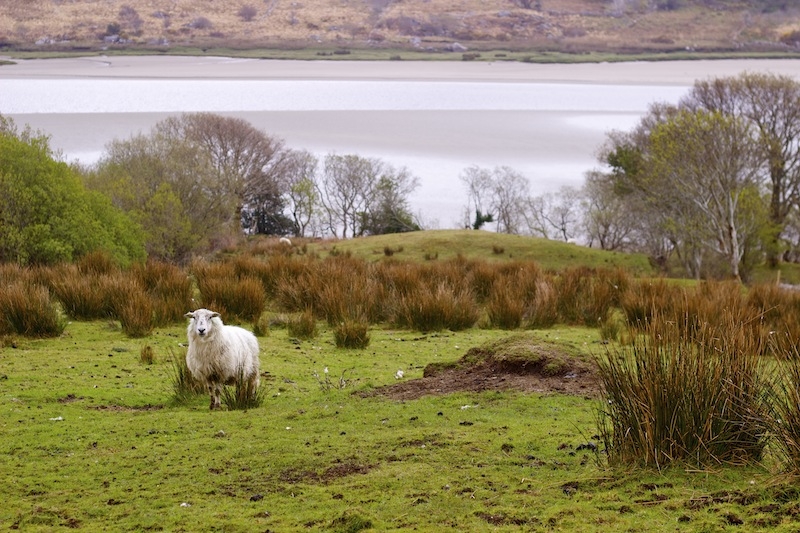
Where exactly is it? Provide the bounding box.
[185,309,221,340]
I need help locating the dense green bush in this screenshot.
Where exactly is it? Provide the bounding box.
[0,118,145,266]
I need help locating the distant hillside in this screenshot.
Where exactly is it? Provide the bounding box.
[2,0,799,56]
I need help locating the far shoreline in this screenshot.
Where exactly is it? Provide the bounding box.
[1,55,800,86]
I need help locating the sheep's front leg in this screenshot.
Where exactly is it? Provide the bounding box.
[209,383,222,410]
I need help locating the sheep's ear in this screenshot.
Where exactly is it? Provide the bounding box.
[184,312,195,319]
[210,312,221,318]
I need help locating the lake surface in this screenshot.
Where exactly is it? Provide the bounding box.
[0,57,771,229]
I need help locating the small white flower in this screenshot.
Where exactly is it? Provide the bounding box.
[324,367,329,374]
[180,502,191,508]
[395,370,404,379]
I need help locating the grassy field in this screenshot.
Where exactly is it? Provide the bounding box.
[2,319,794,532]
[5,231,800,531]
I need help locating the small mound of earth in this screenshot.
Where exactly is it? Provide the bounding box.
[368,333,600,401]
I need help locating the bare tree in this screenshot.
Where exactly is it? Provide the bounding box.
[682,72,800,266]
[360,164,421,235]
[282,150,320,237]
[90,132,221,262]
[317,153,381,238]
[581,170,637,250]
[459,165,495,229]
[155,113,290,234]
[489,166,530,234]
[647,109,765,279]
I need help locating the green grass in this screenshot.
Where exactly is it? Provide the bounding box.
[1,319,797,531]
[311,230,654,274]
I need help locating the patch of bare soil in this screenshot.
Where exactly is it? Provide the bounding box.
[366,333,600,401]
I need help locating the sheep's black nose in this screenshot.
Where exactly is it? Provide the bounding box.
[198,328,206,336]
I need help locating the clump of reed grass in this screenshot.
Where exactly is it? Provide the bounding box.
[132,260,193,326]
[221,367,265,411]
[0,282,65,338]
[619,278,681,329]
[140,344,155,364]
[48,265,115,320]
[288,308,318,339]
[383,245,403,257]
[76,250,119,276]
[169,350,205,404]
[486,277,524,330]
[252,313,270,337]
[393,283,478,332]
[524,279,559,329]
[466,260,499,303]
[763,335,800,473]
[597,313,768,469]
[333,318,370,349]
[599,313,623,343]
[113,280,154,338]
[196,273,265,324]
[556,266,616,326]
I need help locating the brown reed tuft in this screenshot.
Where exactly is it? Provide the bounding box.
[288,308,318,339]
[132,260,193,326]
[0,282,65,337]
[333,318,371,349]
[194,265,265,324]
[393,283,478,332]
[597,311,768,469]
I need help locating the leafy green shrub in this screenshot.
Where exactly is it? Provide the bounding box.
[333,319,370,349]
[0,282,65,337]
[0,121,145,266]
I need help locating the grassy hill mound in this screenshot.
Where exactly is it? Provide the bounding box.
[307,229,654,274]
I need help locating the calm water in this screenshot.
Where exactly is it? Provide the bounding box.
[1,78,690,228]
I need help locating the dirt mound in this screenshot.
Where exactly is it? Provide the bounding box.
[368,333,599,401]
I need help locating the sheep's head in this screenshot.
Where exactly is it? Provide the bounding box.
[185,308,221,339]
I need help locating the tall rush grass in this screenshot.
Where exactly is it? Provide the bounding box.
[597,311,769,469]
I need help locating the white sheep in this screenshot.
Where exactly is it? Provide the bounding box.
[184,308,261,410]
[279,237,292,246]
